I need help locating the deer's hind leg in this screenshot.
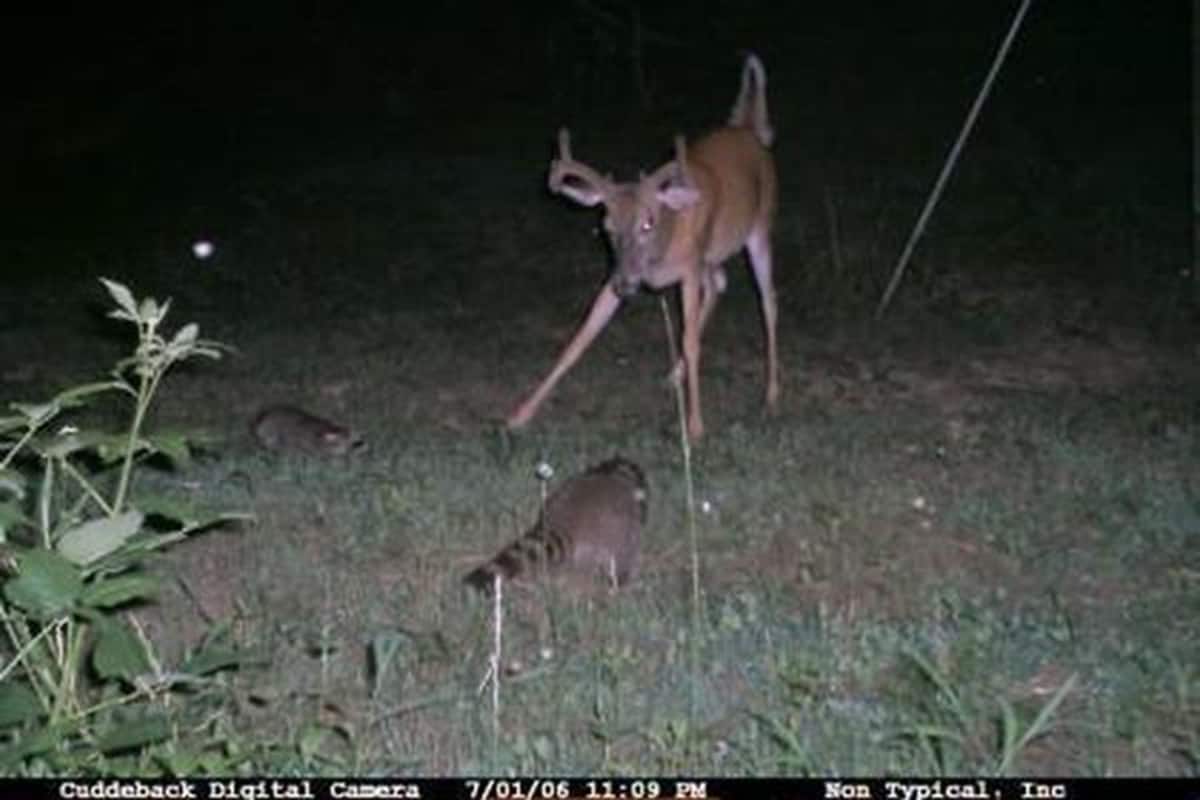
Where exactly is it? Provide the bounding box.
[746,227,779,412]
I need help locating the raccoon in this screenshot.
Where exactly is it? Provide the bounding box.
[464,457,648,592]
[250,405,365,455]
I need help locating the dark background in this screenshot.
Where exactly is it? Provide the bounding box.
[1,2,1191,321]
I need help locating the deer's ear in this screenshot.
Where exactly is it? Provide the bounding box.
[651,149,699,211]
[658,183,700,210]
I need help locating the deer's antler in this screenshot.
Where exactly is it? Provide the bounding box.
[673,134,691,185]
[644,133,693,191]
[548,128,613,207]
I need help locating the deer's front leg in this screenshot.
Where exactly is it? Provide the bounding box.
[508,282,623,430]
[669,268,723,388]
[679,274,705,441]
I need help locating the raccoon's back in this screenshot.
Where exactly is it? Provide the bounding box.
[464,457,647,591]
[251,405,362,455]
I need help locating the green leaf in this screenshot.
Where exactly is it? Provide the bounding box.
[0,723,65,769]
[56,510,145,566]
[0,681,43,728]
[94,712,169,753]
[137,495,254,533]
[192,342,226,361]
[80,573,159,609]
[3,549,83,619]
[134,495,196,528]
[995,673,1077,775]
[138,297,160,325]
[100,278,138,318]
[92,616,152,681]
[107,308,139,324]
[144,432,192,469]
[37,429,131,461]
[112,356,139,380]
[170,323,198,350]
[54,380,125,406]
[97,434,151,465]
[9,402,59,428]
[83,532,185,578]
[0,469,25,500]
[180,645,244,677]
[0,501,31,538]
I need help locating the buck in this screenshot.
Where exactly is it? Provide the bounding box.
[506,53,779,441]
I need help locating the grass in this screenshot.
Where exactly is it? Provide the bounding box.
[15,303,1193,774]
[3,29,1195,775]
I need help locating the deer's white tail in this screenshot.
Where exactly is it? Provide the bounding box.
[728,53,774,148]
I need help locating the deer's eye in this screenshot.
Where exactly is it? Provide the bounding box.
[639,216,655,233]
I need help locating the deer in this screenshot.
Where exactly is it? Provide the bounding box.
[506,53,779,442]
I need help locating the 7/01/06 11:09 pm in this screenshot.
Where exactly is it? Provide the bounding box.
[586,781,708,799]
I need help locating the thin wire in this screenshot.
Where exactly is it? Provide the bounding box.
[876,0,1035,319]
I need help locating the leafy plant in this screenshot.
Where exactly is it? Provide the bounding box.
[0,278,250,773]
[889,645,1077,775]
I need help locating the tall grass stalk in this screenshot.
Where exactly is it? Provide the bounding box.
[487,572,504,766]
[660,295,702,765]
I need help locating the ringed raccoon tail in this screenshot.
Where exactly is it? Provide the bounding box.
[464,457,648,592]
[463,522,574,592]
